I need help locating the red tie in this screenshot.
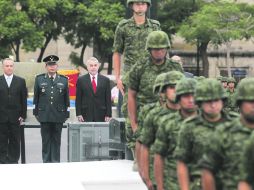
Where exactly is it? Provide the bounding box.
[92,76,97,93]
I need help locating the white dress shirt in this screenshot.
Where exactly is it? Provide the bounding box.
[89,73,98,85]
[4,74,13,87]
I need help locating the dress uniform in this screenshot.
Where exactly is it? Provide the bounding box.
[33,55,69,163]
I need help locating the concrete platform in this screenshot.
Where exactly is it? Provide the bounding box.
[0,160,146,190]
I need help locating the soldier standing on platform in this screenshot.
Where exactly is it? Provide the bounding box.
[112,0,161,170]
[33,55,70,163]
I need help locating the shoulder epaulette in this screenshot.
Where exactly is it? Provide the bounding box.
[58,74,68,79]
[36,73,45,78]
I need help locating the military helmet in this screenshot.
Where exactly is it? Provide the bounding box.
[159,71,184,92]
[153,73,167,94]
[175,78,197,103]
[195,78,227,102]
[227,77,236,84]
[145,31,171,50]
[235,78,254,105]
[216,76,223,82]
[194,76,206,82]
[127,0,151,7]
[221,76,228,83]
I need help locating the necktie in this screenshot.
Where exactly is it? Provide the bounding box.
[50,76,54,85]
[92,76,97,93]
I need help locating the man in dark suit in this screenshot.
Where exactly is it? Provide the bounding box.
[33,55,69,163]
[0,58,27,164]
[76,57,112,122]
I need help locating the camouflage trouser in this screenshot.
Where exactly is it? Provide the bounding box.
[121,74,142,149]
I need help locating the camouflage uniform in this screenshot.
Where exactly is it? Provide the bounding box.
[240,133,254,189]
[138,71,184,187]
[136,72,167,139]
[113,17,160,76]
[128,58,183,109]
[113,5,161,150]
[174,79,235,190]
[225,77,238,112]
[152,78,197,190]
[200,117,252,190]
[200,78,254,190]
[127,30,183,148]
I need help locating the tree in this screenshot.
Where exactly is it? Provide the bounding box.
[23,0,74,62]
[178,1,254,77]
[0,1,43,61]
[64,0,124,71]
[157,0,201,36]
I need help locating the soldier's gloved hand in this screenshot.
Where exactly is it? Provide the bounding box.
[77,115,84,122]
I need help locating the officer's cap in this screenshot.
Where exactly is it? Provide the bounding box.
[43,55,59,65]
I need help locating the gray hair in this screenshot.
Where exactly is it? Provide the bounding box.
[85,57,101,66]
[2,58,14,65]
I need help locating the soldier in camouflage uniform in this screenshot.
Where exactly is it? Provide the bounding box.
[112,0,160,105]
[136,72,168,145]
[112,0,160,164]
[152,78,198,190]
[139,71,184,190]
[128,31,183,170]
[238,133,254,190]
[200,78,254,190]
[174,78,235,190]
[225,77,238,112]
[221,76,228,89]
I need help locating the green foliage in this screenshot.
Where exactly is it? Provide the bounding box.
[178,1,254,45]
[157,0,201,36]
[0,0,44,60]
[64,0,124,68]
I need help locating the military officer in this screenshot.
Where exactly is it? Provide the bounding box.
[152,78,198,190]
[174,78,236,190]
[33,55,70,163]
[139,71,184,190]
[128,30,183,170]
[201,78,254,190]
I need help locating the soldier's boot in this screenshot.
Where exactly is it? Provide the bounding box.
[131,148,138,172]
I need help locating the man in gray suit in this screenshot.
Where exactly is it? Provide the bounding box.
[33,55,69,163]
[76,57,112,122]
